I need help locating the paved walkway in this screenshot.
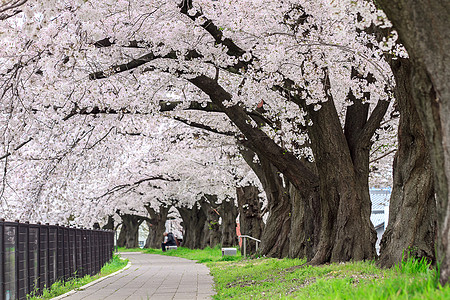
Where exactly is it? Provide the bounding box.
[62,253,215,300]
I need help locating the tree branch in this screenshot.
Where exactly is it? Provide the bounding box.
[0,137,33,160]
[178,0,246,59]
[172,116,236,137]
[188,75,318,189]
[88,49,202,80]
[159,101,223,113]
[98,176,179,199]
[86,127,115,150]
[89,52,163,80]
[370,148,397,164]
[0,0,27,14]
[358,99,391,146]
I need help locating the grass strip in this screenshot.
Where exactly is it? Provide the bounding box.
[28,254,128,300]
[145,245,242,263]
[116,246,145,252]
[208,257,450,299]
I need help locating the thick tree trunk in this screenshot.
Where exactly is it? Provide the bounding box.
[259,185,290,258]
[376,0,450,284]
[102,215,115,230]
[257,158,291,258]
[144,205,170,249]
[117,214,143,248]
[117,225,126,247]
[239,146,319,259]
[289,183,321,260]
[236,184,264,256]
[379,58,436,267]
[219,199,238,247]
[199,196,221,248]
[306,92,378,264]
[177,204,207,249]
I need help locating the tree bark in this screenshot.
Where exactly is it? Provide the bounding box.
[144,205,170,249]
[289,183,321,261]
[376,0,450,284]
[218,199,238,247]
[257,158,291,258]
[117,214,144,248]
[199,195,222,248]
[236,184,264,255]
[102,215,115,230]
[240,146,319,260]
[117,225,126,247]
[177,203,208,249]
[378,58,436,267]
[302,83,379,264]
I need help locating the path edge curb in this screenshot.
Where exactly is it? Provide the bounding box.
[51,256,131,300]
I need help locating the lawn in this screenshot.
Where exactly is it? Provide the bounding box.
[134,245,450,299]
[145,245,242,263]
[117,245,242,262]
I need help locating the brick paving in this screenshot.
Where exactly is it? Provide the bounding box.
[61,253,215,300]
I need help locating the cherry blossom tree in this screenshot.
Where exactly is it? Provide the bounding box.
[378,57,436,267]
[2,0,437,266]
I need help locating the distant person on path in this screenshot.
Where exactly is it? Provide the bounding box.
[161,232,177,252]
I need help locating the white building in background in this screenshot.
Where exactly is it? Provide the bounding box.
[370,188,391,254]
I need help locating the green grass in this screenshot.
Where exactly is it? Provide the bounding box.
[28,255,128,300]
[207,257,450,299]
[141,246,449,300]
[145,244,242,263]
[116,246,145,252]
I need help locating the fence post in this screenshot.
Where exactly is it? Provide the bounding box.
[16,221,29,300]
[69,227,75,278]
[95,230,99,274]
[109,232,112,259]
[37,224,41,295]
[0,219,4,300]
[38,223,49,293]
[14,220,21,299]
[48,224,57,287]
[88,230,93,276]
[91,229,95,275]
[15,221,19,300]
[82,228,87,277]
[27,223,39,297]
[56,224,64,282]
[75,228,82,278]
[99,231,103,268]
[110,231,113,260]
[45,224,50,290]
[102,231,106,265]
[63,227,69,281]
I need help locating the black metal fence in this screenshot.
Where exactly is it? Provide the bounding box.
[0,220,114,300]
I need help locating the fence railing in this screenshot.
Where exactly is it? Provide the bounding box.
[238,235,261,259]
[0,219,114,300]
